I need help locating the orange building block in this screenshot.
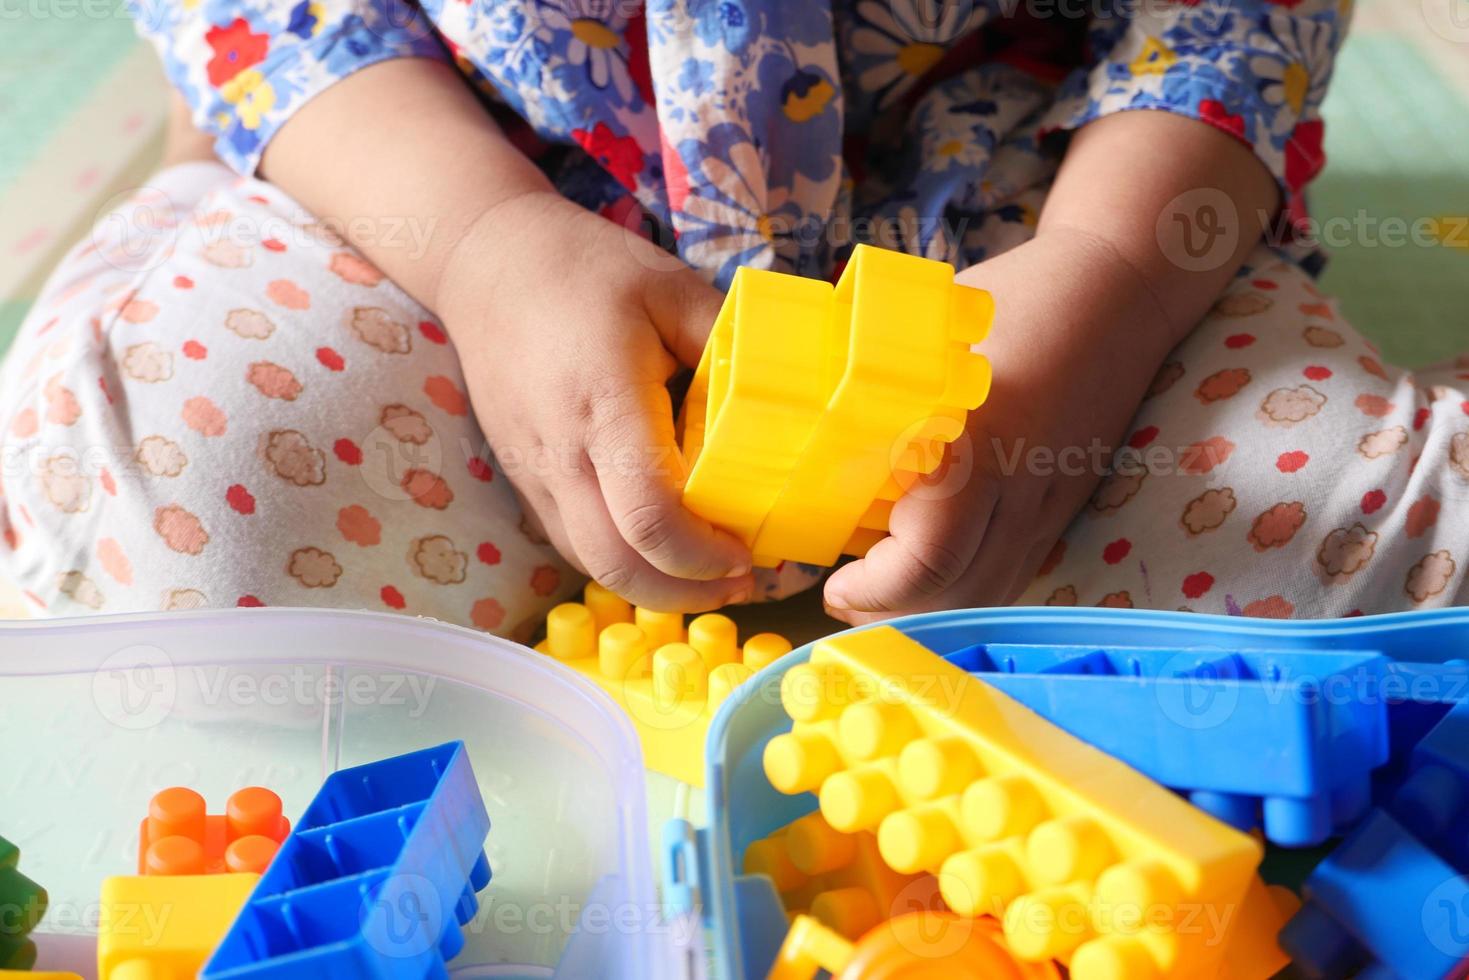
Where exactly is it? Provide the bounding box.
[138,787,289,876]
[744,810,934,941]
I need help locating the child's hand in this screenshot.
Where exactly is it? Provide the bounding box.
[821,229,1176,622]
[438,190,754,611]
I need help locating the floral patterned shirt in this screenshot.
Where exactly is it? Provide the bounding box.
[129,0,1348,285]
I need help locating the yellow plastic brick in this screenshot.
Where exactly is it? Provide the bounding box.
[0,973,81,979]
[536,582,793,786]
[1216,877,1298,980]
[98,872,258,979]
[761,626,1261,980]
[681,244,993,567]
[681,266,836,552]
[757,245,993,565]
[744,810,934,940]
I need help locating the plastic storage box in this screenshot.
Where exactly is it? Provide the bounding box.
[0,608,695,980]
[691,606,1469,980]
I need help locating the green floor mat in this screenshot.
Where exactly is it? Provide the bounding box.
[1314,34,1469,368]
[0,16,139,187]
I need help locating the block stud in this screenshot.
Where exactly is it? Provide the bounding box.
[1027,815,1113,886]
[224,835,281,875]
[744,837,807,893]
[708,662,755,707]
[688,613,740,669]
[598,622,648,681]
[226,787,285,843]
[786,811,857,876]
[838,701,918,761]
[961,775,1046,841]
[1003,886,1092,962]
[765,731,841,795]
[584,580,633,631]
[878,804,960,874]
[545,603,595,661]
[781,663,847,723]
[898,736,980,801]
[144,835,205,876]
[1092,859,1182,935]
[147,787,206,846]
[1071,934,1161,980]
[653,642,708,706]
[743,632,794,672]
[635,607,684,650]
[819,765,899,832]
[811,886,880,940]
[940,844,1026,917]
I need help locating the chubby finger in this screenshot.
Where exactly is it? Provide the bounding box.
[586,381,752,581]
[823,478,997,621]
[643,265,726,370]
[552,467,753,612]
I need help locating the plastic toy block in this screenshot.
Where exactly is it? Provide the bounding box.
[138,787,290,876]
[0,973,81,979]
[1281,809,1468,979]
[944,641,1390,846]
[1217,876,1298,980]
[98,872,259,979]
[742,810,934,940]
[0,835,47,971]
[1282,700,1469,979]
[761,626,1262,980]
[536,581,793,786]
[768,911,1061,980]
[202,741,491,979]
[680,243,993,568]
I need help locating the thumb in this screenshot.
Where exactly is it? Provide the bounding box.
[644,264,725,370]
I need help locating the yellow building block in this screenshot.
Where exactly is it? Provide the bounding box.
[536,582,793,786]
[97,872,258,980]
[0,974,81,979]
[761,626,1262,980]
[743,810,934,940]
[681,244,993,568]
[1218,877,1299,980]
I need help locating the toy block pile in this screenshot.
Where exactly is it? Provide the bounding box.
[0,741,490,979]
[761,626,1269,980]
[537,580,792,786]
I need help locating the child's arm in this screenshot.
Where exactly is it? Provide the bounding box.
[257,58,754,610]
[823,109,1280,620]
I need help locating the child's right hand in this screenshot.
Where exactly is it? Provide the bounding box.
[435,189,755,612]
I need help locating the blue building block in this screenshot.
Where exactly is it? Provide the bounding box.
[203,742,492,980]
[943,641,1390,846]
[1282,700,1469,979]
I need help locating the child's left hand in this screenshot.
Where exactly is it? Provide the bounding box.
[820,228,1177,623]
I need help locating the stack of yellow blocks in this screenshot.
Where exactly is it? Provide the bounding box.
[680,243,994,568]
[537,581,793,786]
[761,626,1294,980]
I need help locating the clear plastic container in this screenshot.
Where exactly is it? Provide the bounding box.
[0,608,696,980]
